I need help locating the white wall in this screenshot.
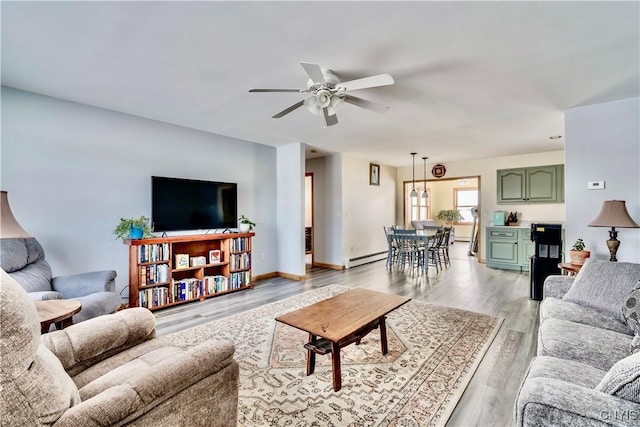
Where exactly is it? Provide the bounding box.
[396,151,565,262]
[565,97,640,262]
[276,143,305,276]
[1,87,278,296]
[341,155,396,264]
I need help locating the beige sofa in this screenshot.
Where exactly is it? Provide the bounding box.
[0,269,239,426]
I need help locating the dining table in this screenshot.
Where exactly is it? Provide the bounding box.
[387,228,438,274]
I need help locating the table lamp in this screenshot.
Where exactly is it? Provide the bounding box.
[588,200,639,261]
[1,191,32,238]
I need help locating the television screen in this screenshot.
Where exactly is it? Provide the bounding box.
[152,176,238,232]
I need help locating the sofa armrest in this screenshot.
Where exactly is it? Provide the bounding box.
[516,377,640,426]
[41,307,155,374]
[52,270,117,298]
[543,275,575,299]
[53,340,237,427]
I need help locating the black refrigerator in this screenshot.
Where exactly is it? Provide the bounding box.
[530,223,562,301]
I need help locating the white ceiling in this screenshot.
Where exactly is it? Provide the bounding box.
[2,1,638,167]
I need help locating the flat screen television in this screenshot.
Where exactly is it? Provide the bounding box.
[151,176,237,232]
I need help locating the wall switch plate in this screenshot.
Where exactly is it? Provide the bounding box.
[588,181,605,190]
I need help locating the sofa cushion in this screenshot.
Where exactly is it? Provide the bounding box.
[595,351,640,404]
[563,260,640,319]
[540,297,632,335]
[621,280,640,331]
[538,318,632,371]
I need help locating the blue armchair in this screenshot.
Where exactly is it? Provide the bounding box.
[0,237,121,324]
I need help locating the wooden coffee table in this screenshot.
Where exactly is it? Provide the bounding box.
[35,300,82,334]
[275,288,411,391]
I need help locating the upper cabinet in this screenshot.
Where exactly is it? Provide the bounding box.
[497,165,564,204]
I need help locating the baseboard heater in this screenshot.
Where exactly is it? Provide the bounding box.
[346,251,388,268]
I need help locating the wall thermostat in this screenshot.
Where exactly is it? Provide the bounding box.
[587,181,605,190]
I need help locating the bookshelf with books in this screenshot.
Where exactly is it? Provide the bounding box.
[126,232,254,310]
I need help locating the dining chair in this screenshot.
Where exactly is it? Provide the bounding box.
[439,227,452,268]
[427,228,446,272]
[383,226,398,269]
[392,229,424,272]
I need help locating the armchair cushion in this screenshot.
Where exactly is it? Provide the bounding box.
[41,307,157,376]
[72,292,122,324]
[1,238,52,292]
[27,290,63,301]
[52,270,117,297]
[0,269,80,425]
[563,260,640,319]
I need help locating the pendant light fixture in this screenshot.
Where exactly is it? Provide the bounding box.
[421,157,429,199]
[410,153,418,198]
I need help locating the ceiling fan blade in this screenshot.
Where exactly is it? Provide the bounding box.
[343,95,390,114]
[249,88,304,93]
[323,108,338,127]
[272,100,305,118]
[337,73,395,92]
[301,62,326,84]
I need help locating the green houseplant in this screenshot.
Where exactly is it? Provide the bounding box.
[436,209,463,225]
[569,238,590,265]
[113,216,154,240]
[238,214,256,232]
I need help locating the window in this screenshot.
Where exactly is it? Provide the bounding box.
[404,182,430,227]
[454,188,478,223]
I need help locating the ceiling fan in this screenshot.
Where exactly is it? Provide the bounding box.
[249,62,395,127]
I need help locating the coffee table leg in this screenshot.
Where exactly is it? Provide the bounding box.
[331,342,341,391]
[306,333,316,376]
[380,316,388,355]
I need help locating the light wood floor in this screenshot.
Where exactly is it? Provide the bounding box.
[155,243,539,426]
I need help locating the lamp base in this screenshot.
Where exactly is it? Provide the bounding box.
[606,228,620,262]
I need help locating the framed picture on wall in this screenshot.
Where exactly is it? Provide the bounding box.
[370,163,380,186]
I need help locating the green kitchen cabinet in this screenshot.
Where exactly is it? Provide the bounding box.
[497,165,564,204]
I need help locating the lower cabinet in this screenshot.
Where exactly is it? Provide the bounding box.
[486,226,561,272]
[486,227,535,272]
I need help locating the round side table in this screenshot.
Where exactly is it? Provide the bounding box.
[557,262,583,277]
[35,300,82,334]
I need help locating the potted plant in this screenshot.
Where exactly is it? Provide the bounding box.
[113,216,153,240]
[569,238,590,265]
[436,209,463,225]
[238,214,255,233]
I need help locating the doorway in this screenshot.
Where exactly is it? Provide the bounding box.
[305,173,313,265]
[403,175,481,259]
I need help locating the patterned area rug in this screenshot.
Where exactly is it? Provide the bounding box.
[169,285,503,426]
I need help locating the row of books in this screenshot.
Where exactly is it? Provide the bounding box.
[138,287,169,308]
[140,263,170,285]
[230,253,251,271]
[138,272,250,308]
[138,243,170,263]
[203,275,230,293]
[231,237,250,252]
[230,271,251,289]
